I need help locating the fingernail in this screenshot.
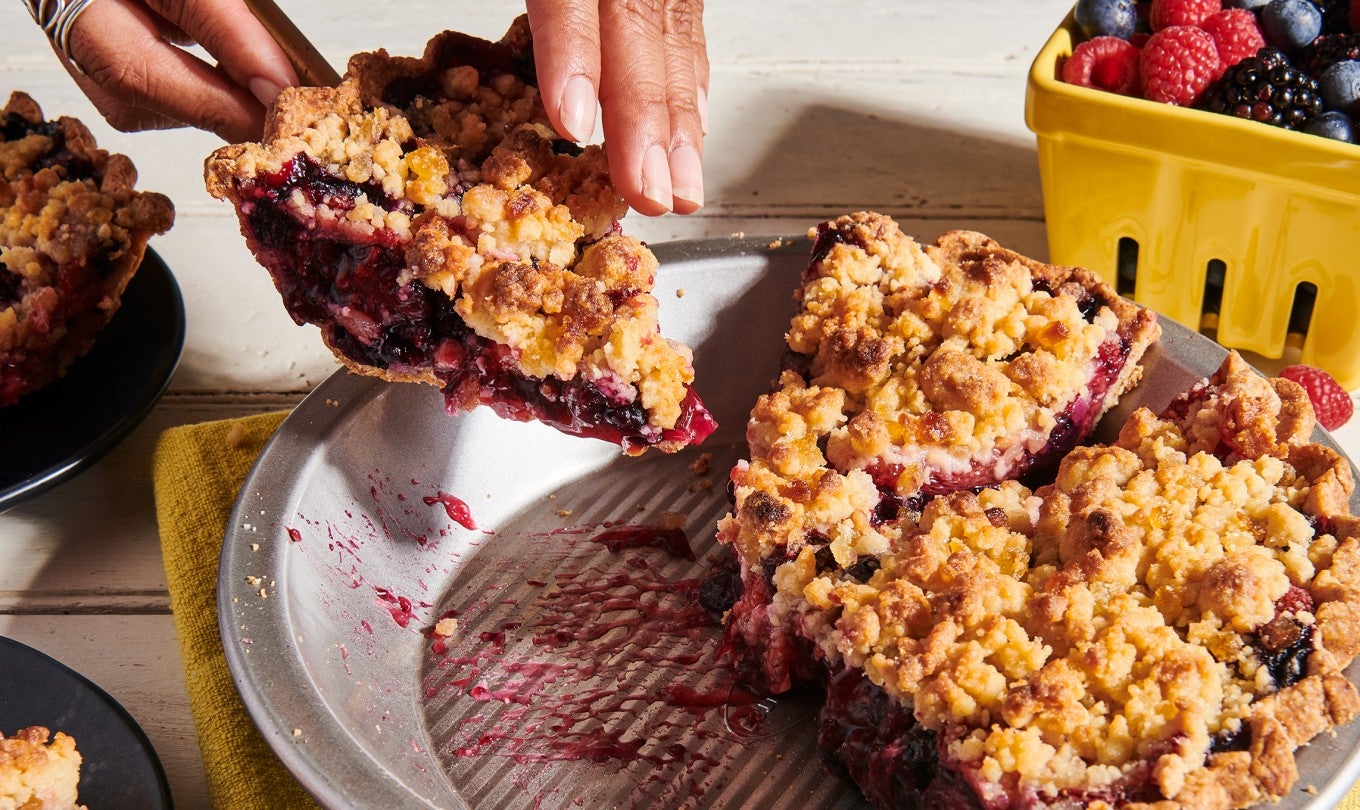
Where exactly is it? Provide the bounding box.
[669,144,704,209]
[641,144,673,212]
[697,87,710,135]
[559,75,597,142]
[249,76,283,108]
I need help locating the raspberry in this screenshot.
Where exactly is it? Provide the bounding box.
[1141,26,1224,104]
[1063,36,1143,95]
[1151,0,1224,30]
[1280,364,1355,430]
[1200,9,1268,67]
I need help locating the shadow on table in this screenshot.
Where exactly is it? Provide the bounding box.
[714,98,1049,259]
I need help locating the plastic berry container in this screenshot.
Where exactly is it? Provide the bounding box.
[1024,12,1360,390]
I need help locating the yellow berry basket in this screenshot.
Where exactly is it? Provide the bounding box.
[1025,12,1360,390]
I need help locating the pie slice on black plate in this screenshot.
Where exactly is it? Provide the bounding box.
[205,19,714,455]
[1,92,174,407]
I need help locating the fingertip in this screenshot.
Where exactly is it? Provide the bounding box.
[639,143,673,214]
[558,74,598,142]
[212,99,268,143]
[248,76,283,109]
[669,144,703,212]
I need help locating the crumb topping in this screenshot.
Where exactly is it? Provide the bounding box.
[778,353,1360,806]
[785,214,1157,494]
[719,216,1157,563]
[203,19,700,433]
[0,726,83,809]
[1,92,174,405]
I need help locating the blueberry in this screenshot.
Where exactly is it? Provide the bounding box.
[1225,0,1271,8]
[1304,110,1357,140]
[1262,0,1323,53]
[1074,0,1138,40]
[1320,60,1360,115]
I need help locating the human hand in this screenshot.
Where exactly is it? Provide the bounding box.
[525,0,708,216]
[47,0,299,142]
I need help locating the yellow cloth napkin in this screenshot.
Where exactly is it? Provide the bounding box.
[151,411,319,810]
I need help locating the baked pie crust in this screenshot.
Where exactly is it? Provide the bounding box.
[804,352,1360,809]
[718,246,1360,808]
[205,19,714,454]
[716,213,1160,692]
[0,92,175,406]
[0,726,83,810]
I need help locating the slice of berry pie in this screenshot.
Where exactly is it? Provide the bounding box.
[0,92,175,406]
[714,212,1159,692]
[0,725,84,809]
[796,352,1360,809]
[204,19,715,455]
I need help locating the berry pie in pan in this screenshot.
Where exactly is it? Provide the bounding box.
[205,18,715,455]
[717,212,1160,693]
[715,214,1360,808]
[0,92,175,407]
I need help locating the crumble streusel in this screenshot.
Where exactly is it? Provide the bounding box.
[752,351,1360,808]
[0,92,175,406]
[0,726,84,810]
[204,19,714,454]
[715,213,1159,693]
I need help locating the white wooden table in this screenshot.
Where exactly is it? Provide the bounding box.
[3,1,1357,806]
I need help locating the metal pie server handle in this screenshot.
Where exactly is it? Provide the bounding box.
[243,0,342,88]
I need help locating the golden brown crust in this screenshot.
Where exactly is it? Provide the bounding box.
[770,353,1360,808]
[721,214,1160,568]
[714,214,1356,805]
[779,214,1160,499]
[1,92,174,406]
[0,726,84,809]
[204,20,700,442]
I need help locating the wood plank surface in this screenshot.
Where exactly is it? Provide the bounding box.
[11,1,1356,808]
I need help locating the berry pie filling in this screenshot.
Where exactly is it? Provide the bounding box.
[730,349,1360,808]
[0,92,174,406]
[206,19,714,454]
[715,213,1158,691]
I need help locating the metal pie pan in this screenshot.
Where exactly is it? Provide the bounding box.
[220,236,1360,809]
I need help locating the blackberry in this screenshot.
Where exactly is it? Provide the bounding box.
[1200,47,1324,128]
[1301,32,1360,76]
[1313,0,1352,33]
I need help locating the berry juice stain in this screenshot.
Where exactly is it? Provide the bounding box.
[421,526,766,807]
[589,525,695,561]
[287,526,303,542]
[425,491,478,530]
[374,586,431,629]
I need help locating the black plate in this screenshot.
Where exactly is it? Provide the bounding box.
[0,249,184,511]
[0,635,173,808]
